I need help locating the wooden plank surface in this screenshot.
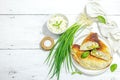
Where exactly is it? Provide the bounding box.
[0,14,77,49]
[0,0,120,15]
[0,15,120,49]
[0,0,120,80]
[0,50,120,80]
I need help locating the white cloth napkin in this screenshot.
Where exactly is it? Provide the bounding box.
[85,1,120,56]
[98,21,120,56]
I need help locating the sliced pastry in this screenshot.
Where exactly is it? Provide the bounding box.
[91,39,111,61]
[72,44,112,70]
[80,32,99,50]
[71,32,112,70]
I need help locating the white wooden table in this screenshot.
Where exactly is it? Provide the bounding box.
[0,0,120,80]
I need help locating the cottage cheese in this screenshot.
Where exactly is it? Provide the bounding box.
[47,14,68,34]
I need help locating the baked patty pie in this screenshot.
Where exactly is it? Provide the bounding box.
[71,32,112,70]
[80,32,99,50]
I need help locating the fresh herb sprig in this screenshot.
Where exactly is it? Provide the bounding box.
[45,13,93,80]
[72,71,82,75]
[81,51,90,58]
[46,23,81,80]
[97,15,106,24]
[110,64,117,72]
[53,21,63,28]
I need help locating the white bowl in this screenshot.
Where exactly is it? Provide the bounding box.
[72,34,113,75]
[47,14,68,34]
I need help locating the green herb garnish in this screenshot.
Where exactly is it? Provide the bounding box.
[52,21,63,28]
[81,51,90,58]
[45,13,93,80]
[91,48,97,53]
[97,15,106,24]
[110,64,117,72]
[72,71,82,75]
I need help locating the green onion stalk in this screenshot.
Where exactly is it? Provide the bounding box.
[45,13,93,80]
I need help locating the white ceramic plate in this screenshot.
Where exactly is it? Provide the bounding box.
[71,34,113,75]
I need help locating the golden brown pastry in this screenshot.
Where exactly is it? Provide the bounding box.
[71,32,112,70]
[80,32,99,50]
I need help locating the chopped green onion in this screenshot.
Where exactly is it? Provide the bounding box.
[91,48,97,53]
[52,21,63,28]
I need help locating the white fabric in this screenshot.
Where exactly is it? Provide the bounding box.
[85,2,120,56]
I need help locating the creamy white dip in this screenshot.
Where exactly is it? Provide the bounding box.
[47,14,68,34]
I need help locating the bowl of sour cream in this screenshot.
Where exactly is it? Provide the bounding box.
[47,14,69,34]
